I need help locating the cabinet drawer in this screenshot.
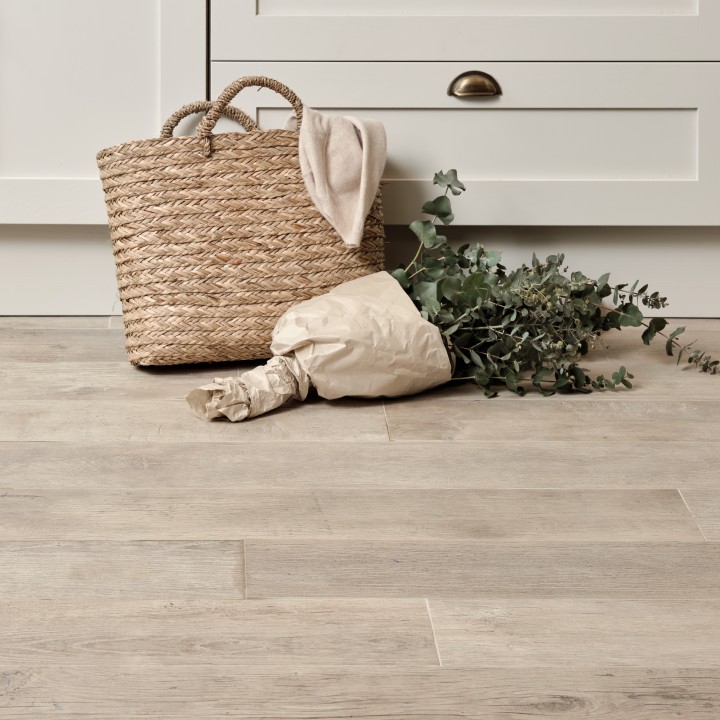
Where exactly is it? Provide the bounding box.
[211,61,720,226]
[211,0,720,61]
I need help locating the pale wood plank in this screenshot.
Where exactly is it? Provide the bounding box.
[108,315,123,329]
[681,491,720,540]
[430,599,720,667]
[0,362,388,442]
[245,540,720,599]
[384,390,720,441]
[0,541,243,600]
[3,440,719,491]
[0,329,127,362]
[1,666,719,718]
[564,356,720,398]
[0,598,437,667]
[0,317,110,329]
[593,327,720,382]
[0,489,702,541]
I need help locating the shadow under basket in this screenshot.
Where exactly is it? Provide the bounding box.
[96,76,385,366]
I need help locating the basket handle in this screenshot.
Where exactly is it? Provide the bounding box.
[160,100,258,138]
[197,76,304,155]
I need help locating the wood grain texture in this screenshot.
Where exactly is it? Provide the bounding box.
[0,598,437,667]
[429,599,720,667]
[0,362,388,442]
[245,540,720,599]
[0,317,111,329]
[2,318,720,719]
[3,440,719,491]
[1,665,719,719]
[0,541,243,600]
[0,488,703,541]
[384,391,720,442]
[0,329,128,362]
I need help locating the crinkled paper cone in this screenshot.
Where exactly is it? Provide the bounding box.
[186,355,309,421]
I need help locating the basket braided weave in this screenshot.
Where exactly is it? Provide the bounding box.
[97,77,385,366]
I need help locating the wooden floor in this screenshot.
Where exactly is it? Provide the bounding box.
[1,316,720,718]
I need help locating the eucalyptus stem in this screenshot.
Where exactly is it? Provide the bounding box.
[404,240,424,275]
[403,187,450,274]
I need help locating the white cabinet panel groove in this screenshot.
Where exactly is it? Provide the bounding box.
[258,0,699,17]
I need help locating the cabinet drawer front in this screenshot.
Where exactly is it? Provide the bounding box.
[211,62,720,226]
[211,0,720,61]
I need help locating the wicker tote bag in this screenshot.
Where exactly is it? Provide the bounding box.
[97,76,385,366]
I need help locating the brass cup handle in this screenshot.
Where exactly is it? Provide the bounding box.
[448,71,502,98]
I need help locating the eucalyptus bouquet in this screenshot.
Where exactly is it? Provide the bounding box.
[188,171,718,423]
[391,170,718,397]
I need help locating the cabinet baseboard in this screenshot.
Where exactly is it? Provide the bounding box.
[1,225,717,317]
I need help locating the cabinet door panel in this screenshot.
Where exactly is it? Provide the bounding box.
[211,61,720,226]
[0,0,205,224]
[211,0,720,61]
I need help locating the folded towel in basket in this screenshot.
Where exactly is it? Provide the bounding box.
[286,107,387,248]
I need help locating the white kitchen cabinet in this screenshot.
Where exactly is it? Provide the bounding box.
[212,0,720,61]
[3,0,720,314]
[0,0,205,224]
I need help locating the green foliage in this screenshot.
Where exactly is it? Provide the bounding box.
[433,170,466,195]
[393,170,719,396]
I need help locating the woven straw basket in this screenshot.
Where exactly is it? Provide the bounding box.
[97,76,385,366]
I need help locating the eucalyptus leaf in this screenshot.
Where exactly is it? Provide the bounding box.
[485,249,502,268]
[414,280,441,318]
[422,195,455,225]
[666,326,686,356]
[469,348,484,367]
[597,272,610,288]
[409,220,444,249]
[461,273,492,306]
[440,275,463,302]
[617,303,644,327]
[641,317,668,346]
[390,268,410,290]
[474,367,489,385]
[433,169,467,195]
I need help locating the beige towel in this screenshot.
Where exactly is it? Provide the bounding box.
[286,107,386,248]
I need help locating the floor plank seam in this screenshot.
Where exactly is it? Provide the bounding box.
[425,598,443,667]
[242,540,248,599]
[678,489,709,542]
[381,402,391,442]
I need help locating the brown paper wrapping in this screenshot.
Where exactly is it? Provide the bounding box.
[187,272,452,421]
[186,355,309,422]
[270,271,451,399]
